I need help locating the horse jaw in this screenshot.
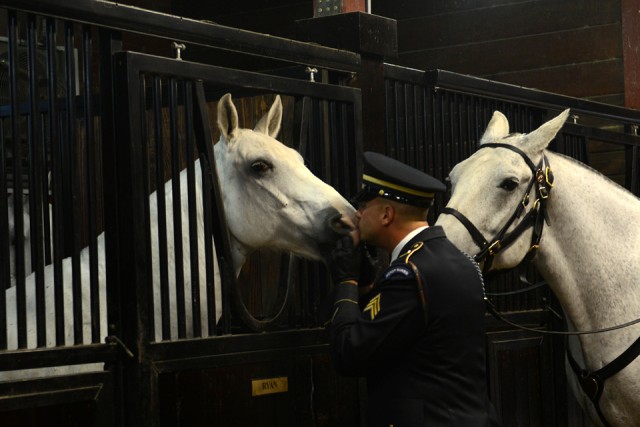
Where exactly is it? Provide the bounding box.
[214,93,355,275]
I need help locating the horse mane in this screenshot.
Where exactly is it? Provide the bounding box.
[548,149,640,202]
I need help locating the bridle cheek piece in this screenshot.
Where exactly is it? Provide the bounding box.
[441,143,553,273]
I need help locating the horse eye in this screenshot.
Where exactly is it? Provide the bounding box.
[250,160,272,174]
[499,179,518,191]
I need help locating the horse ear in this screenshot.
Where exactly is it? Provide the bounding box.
[217,93,239,142]
[479,111,510,145]
[523,109,570,153]
[254,95,282,138]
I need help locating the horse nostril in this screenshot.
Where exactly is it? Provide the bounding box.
[328,213,354,236]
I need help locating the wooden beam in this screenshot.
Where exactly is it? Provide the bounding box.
[622,0,640,109]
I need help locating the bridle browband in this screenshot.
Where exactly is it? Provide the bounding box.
[441,142,554,273]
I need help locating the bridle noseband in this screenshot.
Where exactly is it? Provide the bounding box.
[441,143,554,273]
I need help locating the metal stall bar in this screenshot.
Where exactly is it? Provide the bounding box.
[45,16,65,347]
[151,75,170,341]
[168,77,186,339]
[81,24,102,344]
[62,21,83,345]
[7,9,27,349]
[183,81,202,338]
[26,13,46,348]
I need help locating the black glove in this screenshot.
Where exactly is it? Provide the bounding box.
[329,236,361,284]
[359,244,381,287]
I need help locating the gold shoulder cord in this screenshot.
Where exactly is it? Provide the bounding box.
[401,241,424,263]
[403,242,428,324]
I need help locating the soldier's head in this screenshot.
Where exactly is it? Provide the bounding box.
[351,152,445,248]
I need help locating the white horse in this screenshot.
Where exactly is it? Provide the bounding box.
[3,93,354,379]
[436,110,640,427]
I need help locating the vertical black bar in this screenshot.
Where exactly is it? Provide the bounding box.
[27,14,46,347]
[8,10,27,349]
[339,102,351,194]
[82,24,100,343]
[184,81,201,338]
[98,27,123,425]
[114,51,155,426]
[413,84,421,170]
[64,21,83,345]
[168,77,186,339]
[393,81,401,158]
[152,75,170,341]
[193,82,234,335]
[46,17,65,346]
[40,113,52,266]
[0,115,7,350]
[201,145,217,335]
[402,82,410,164]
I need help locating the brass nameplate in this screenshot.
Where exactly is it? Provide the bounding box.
[251,376,288,397]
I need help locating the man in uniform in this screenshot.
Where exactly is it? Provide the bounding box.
[327,152,498,426]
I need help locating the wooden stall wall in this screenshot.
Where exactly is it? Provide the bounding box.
[373,0,625,105]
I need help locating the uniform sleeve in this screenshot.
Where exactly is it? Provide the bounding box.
[327,266,426,377]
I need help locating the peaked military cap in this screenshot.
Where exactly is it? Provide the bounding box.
[352,152,446,207]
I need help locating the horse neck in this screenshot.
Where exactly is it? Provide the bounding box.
[534,151,640,339]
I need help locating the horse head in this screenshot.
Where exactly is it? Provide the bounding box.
[437,109,569,270]
[213,93,355,274]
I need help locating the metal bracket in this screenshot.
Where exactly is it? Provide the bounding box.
[305,66,318,82]
[171,41,186,60]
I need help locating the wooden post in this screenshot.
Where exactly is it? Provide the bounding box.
[296,12,398,154]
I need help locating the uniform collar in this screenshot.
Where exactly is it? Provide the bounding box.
[391,225,429,261]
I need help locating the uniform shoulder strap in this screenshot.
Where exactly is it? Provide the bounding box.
[403,241,428,324]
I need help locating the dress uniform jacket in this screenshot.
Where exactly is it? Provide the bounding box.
[328,226,492,427]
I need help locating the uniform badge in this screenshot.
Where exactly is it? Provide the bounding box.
[384,265,412,280]
[364,294,381,320]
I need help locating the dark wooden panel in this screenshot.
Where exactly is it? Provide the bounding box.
[589,149,626,177]
[0,372,115,427]
[158,350,361,427]
[173,0,308,18]
[396,23,622,77]
[195,5,311,39]
[373,0,528,20]
[487,328,557,426]
[398,0,620,51]
[485,59,624,98]
[172,1,311,40]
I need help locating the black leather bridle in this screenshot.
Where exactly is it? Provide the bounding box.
[441,143,554,273]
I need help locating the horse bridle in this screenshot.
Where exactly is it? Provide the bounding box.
[441,143,554,273]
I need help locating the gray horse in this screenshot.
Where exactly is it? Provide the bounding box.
[437,110,640,426]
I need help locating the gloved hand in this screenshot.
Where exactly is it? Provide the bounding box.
[329,235,361,285]
[359,244,381,287]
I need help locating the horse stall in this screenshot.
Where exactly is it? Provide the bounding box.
[2,1,640,426]
[0,1,365,426]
